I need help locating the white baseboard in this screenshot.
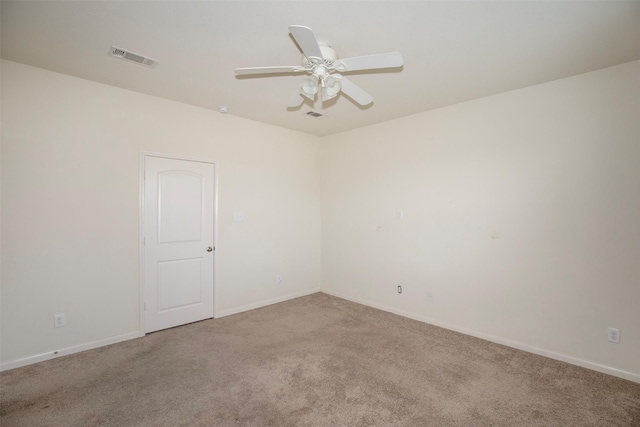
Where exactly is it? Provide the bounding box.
[0,331,144,372]
[1,289,321,372]
[216,287,321,318]
[320,289,640,384]
[6,289,636,384]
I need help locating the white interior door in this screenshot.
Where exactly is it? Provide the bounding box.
[144,156,215,333]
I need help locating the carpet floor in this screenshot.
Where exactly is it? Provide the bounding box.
[1,292,639,426]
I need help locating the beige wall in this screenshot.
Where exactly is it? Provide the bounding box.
[321,60,640,379]
[2,59,639,380]
[1,60,321,365]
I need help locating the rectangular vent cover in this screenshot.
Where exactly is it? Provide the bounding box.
[109,45,158,68]
[306,111,327,119]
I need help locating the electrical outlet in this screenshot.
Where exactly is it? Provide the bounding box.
[426,291,434,302]
[276,275,283,284]
[608,327,620,344]
[54,313,66,328]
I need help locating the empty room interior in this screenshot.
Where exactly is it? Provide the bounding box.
[1,1,639,425]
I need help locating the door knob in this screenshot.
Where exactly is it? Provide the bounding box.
[206,247,213,252]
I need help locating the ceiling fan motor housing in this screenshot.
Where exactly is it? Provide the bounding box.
[303,42,338,68]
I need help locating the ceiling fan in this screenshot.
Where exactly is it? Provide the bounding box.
[235,25,403,108]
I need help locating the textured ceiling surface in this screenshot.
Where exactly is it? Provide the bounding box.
[2,1,640,136]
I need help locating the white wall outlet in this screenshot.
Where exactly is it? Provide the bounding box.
[233,211,243,222]
[276,275,283,284]
[397,210,404,220]
[54,313,66,328]
[426,291,434,302]
[607,327,620,344]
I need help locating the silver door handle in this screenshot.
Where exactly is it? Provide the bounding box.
[206,247,213,252]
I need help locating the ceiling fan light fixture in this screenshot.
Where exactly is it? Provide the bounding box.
[322,74,342,101]
[301,75,319,99]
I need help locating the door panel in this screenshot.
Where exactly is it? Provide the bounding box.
[144,156,215,333]
[159,172,203,243]
[158,258,203,311]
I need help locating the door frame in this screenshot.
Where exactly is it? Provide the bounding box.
[139,151,219,334]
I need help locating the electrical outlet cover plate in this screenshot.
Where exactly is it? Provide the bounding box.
[54,314,66,328]
[608,327,620,344]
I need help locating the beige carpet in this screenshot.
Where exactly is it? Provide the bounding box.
[1,293,639,426]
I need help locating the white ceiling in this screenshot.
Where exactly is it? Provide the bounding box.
[2,1,639,137]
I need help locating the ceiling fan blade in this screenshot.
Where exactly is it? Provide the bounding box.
[235,66,305,75]
[334,52,403,72]
[339,76,374,106]
[287,86,305,108]
[289,25,324,60]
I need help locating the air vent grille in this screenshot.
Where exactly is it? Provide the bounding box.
[306,111,326,119]
[109,45,158,68]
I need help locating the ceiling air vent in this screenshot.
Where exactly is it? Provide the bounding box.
[109,45,158,68]
[306,111,327,119]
